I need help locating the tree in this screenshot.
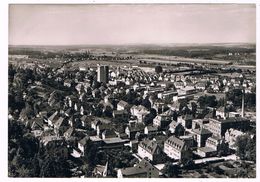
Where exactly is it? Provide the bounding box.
[198,95,217,108]
[163,162,180,177]
[92,80,101,89]
[143,109,156,125]
[135,132,141,141]
[179,99,188,111]
[172,110,178,121]
[19,133,39,158]
[217,141,229,157]
[133,96,142,105]
[226,89,242,107]
[155,65,163,74]
[174,124,185,137]
[103,106,113,117]
[8,64,16,81]
[8,120,41,177]
[141,98,151,110]
[124,90,138,104]
[85,142,98,168]
[20,103,35,119]
[8,120,26,140]
[40,155,71,177]
[179,150,194,168]
[217,98,225,107]
[94,105,103,117]
[191,102,197,117]
[245,93,256,109]
[235,134,256,162]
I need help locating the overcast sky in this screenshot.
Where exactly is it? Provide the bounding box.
[9,4,256,45]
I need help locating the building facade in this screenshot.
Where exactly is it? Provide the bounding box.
[164,136,190,160]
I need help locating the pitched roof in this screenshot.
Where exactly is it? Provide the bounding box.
[217,106,225,112]
[99,100,114,109]
[128,123,145,132]
[162,108,176,116]
[31,118,44,129]
[102,129,117,137]
[174,81,184,86]
[139,140,159,155]
[80,115,88,122]
[113,110,128,115]
[41,135,63,146]
[118,100,129,108]
[131,105,149,112]
[64,127,74,137]
[165,136,186,151]
[65,108,72,115]
[208,135,222,142]
[120,158,158,177]
[196,82,206,87]
[92,119,101,126]
[153,135,168,147]
[145,126,158,132]
[226,128,245,136]
[120,165,147,176]
[98,123,111,131]
[67,95,77,101]
[48,111,58,122]
[54,117,65,128]
[95,117,112,124]
[169,120,179,128]
[79,135,90,146]
[153,115,169,122]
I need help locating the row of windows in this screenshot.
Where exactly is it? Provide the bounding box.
[165,141,183,150]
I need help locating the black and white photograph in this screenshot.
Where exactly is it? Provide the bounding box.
[1,1,258,179]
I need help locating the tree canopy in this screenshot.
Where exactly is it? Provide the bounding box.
[235,134,256,162]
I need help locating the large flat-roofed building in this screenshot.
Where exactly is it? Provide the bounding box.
[157,90,178,101]
[191,128,212,147]
[177,86,196,96]
[97,65,109,83]
[205,117,250,137]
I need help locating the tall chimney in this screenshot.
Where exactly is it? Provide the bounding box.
[241,88,245,117]
[224,92,227,119]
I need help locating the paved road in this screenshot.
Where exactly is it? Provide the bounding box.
[154,154,238,171]
[194,154,238,164]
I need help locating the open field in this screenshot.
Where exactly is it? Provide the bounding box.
[137,56,231,65]
[8,43,256,75]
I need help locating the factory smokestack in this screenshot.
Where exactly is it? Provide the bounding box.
[224,88,228,119]
[241,88,245,117]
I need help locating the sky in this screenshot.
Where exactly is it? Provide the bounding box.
[9,4,256,45]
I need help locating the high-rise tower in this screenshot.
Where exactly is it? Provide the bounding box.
[97,65,109,83]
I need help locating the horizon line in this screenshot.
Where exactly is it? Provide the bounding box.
[9,42,256,47]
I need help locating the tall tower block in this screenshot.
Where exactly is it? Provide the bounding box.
[97,65,109,83]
